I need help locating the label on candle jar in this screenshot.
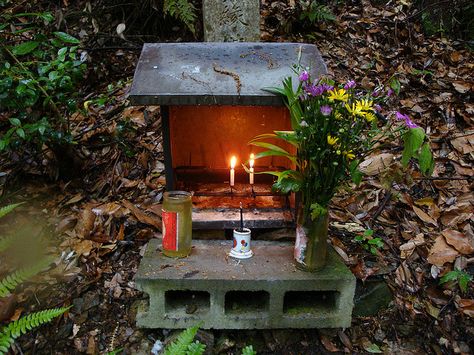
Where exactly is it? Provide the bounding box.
[162,210,178,251]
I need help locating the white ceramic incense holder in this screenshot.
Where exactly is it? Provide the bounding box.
[229,228,253,259]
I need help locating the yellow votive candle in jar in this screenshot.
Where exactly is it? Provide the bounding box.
[162,191,192,258]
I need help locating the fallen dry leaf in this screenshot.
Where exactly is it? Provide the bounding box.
[441,229,474,255]
[320,335,339,352]
[456,299,474,318]
[399,233,425,259]
[121,200,161,230]
[427,235,459,266]
[413,206,438,227]
[452,81,471,94]
[359,153,395,176]
[451,134,474,154]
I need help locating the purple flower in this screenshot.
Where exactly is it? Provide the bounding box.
[320,105,332,116]
[387,88,395,97]
[396,111,418,128]
[374,104,382,112]
[305,83,334,96]
[344,80,356,90]
[405,118,418,128]
[396,111,409,121]
[372,90,381,97]
[299,70,310,82]
[322,84,334,92]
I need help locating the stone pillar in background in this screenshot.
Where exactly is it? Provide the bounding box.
[203,0,260,42]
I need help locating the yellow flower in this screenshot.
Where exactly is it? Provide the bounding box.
[345,103,363,117]
[344,150,356,160]
[363,112,376,122]
[327,135,339,146]
[335,112,343,120]
[328,89,349,102]
[355,99,374,112]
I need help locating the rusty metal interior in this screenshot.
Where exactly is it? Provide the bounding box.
[168,105,296,229]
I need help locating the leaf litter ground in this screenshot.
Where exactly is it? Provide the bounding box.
[0,0,473,354]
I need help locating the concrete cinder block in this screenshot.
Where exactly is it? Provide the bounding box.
[135,239,355,329]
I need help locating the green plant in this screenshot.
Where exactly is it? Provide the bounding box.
[440,269,473,293]
[0,307,70,355]
[242,345,257,355]
[0,258,52,297]
[0,203,67,355]
[0,11,85,155]
[299,0,335,24]
[248,63,434,222]
[163,0,197,35]
[164,324,205,355]
[354,229,384,255]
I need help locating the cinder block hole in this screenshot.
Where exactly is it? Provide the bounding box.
[165,290,210,315]
[283,291,339,315]
[225,291,270,315]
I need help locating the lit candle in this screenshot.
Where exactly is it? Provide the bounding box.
[230,156,237,187]
[249,153,255,185]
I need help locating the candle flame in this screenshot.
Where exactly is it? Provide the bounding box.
[230,156,237,169]
[249,153,255,168]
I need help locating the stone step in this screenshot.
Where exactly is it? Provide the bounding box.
[135,239,355,329]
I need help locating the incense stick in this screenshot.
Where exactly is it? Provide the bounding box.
[239,202,244,232]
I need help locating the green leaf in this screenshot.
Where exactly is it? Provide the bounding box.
[16,128,25,139]
[53,32,80,44]
[418,142,434,176]
[9,118,21,126]
[242,345,257,355]
[0,203,23,219]
[439,271,459,284]
[389,77,401,95]
[459,274,472,293]
[364,229,374,237]
[310,203,327,220]
[185,341,206,355]
[250,142,297,164]
[349,159,363,185]
[12,41,40,55]
[366,343,382,353]
[401,127,425,168]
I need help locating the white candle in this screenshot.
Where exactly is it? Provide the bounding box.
[230,156,237,187]
[249,153,255,185]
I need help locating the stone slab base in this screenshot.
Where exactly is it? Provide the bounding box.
[135,239,355,329]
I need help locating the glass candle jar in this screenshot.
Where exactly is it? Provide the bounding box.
[162,191,192,258]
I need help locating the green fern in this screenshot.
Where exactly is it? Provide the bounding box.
[164,323,205,355]
[185,341,206,355]
[0,203,23,219]
[0,258,52,298]
[0,307,69,354]
[300,1,335,23]
[163,0,197,35]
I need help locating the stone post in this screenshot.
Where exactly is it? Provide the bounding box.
[202,0,260,42]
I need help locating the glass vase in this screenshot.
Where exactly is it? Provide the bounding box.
[162,191,193,258]
[294,207,328,272]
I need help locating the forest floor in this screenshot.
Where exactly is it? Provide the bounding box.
[1,0,473,354]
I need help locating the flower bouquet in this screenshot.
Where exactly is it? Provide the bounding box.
[249,66,434,272]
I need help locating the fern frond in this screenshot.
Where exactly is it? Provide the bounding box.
[0,258,52,298]
[313,4,335,22]
[186,341,205,355]
[163,0,197,35]
[0,306,70,355]
[164,324,201,355]
[0,203,23,219]
[0,235,15,253]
